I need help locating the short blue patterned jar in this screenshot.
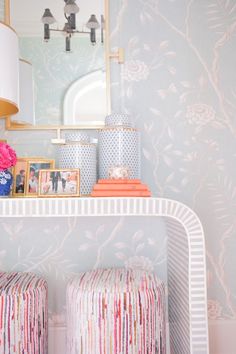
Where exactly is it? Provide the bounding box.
[58,132,97,195]
[0,170,13,197]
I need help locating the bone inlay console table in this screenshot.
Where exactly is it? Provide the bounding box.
[0,197,209,354]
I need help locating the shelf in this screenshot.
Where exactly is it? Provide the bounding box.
[0,197,194,221]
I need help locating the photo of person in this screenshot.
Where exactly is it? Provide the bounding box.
[51,171,61,193]
[26,160,54,196]
[38,169,80,197]
[16,169,26,193]
[28,166,38,193]
[13,159,28,196]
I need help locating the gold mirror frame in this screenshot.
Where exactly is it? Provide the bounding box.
[3,0,124,141]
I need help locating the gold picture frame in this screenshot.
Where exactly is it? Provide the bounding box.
[12,157,28,197]
[25,159,55,197]
[12,157,47,197]
[38,169,80,197]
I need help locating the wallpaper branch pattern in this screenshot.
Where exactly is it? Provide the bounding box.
[110,0,236,322]
[0,0,236,350]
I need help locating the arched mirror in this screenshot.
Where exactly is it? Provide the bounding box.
[7,0,111,129]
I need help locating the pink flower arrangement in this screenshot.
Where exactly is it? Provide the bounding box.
[0,142,17,171]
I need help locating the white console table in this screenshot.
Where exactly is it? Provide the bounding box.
[0,197,209,354]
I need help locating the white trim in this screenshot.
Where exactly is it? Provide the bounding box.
[0,197,209,354]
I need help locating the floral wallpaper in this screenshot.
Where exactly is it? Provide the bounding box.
[1,0,236,352]
[110,0,236,324]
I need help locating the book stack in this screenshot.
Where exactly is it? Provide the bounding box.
[91,179,151,197]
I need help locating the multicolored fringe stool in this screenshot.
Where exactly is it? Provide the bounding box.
[0,272,48,354]
[67,268,166,354]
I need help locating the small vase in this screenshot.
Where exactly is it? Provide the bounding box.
[0,169,13,197]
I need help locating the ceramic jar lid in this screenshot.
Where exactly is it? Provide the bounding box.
[105,113,133,127]
[65,132,90,143]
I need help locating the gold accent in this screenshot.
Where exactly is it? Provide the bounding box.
[25,159,55,197]
[0,97,18,118]
[6,122,105,131]
[12,157,47,197]
[4,0,10,25]
[59,141,97,147]
[0,21,17,35]
[109,48,125,64]
[38,169,80,198]
[19,58,32,66]
[100,126,137,132]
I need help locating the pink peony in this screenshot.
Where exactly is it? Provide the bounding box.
[0,142,17,171]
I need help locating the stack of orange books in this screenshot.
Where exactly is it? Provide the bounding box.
[91,179,151,197]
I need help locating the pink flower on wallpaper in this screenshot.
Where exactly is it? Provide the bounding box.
[208,299,223,320]
[186,104,215,126]
[0,143,17,171]
[122,60,149,82]
[49,312,66,327]
[125,256,154,271]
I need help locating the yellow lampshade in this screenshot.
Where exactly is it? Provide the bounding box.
[0,22,19,118]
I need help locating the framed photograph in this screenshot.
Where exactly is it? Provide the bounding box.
[13,157,47,197]
[26,159,55,196]
[38,169,80,197]
[12,158,28,196]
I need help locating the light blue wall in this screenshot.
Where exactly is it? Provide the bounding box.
[1,0,236,350]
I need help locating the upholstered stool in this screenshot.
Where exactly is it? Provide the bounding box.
[0,272,48,354]
[67,268,166,354]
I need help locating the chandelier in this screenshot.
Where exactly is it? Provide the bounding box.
[41,0,104,52]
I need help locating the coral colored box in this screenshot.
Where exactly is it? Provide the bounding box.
[93,183,149,191]
[98,179,141,184]
[91,190,151,197]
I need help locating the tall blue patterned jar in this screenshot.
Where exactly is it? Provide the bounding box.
[58,132,97,195]
[98,114,141,179]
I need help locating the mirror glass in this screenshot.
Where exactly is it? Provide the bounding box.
[10,0,107,126]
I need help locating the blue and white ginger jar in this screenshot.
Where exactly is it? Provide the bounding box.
[0,170,13,196]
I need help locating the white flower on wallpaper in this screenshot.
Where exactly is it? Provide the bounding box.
[49,311,66,327]
[125,256,154,271]
[122,60,150,82]
[186,104,216,126]
[208,299,223,320]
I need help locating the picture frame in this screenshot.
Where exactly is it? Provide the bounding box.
[12,158,28,196]
[26,159,55,197]
[38,169,80,197]
[13,157,47,197]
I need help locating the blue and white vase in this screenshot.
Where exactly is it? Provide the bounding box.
[98,114,141,179]
[0,169,13,197]
[58,132,97,196]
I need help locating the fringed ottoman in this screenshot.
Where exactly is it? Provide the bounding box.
[0,272,48,354]
[66,268,166,354]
